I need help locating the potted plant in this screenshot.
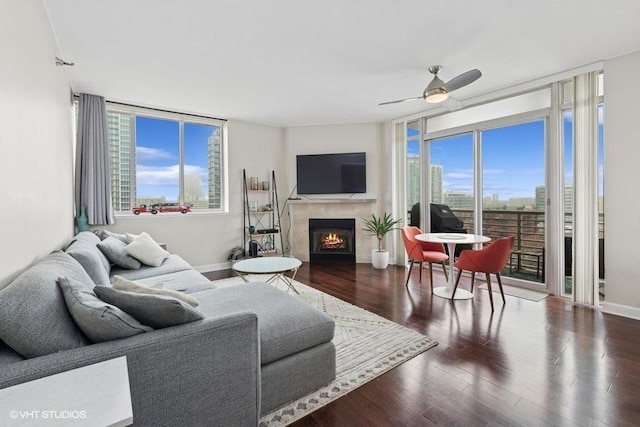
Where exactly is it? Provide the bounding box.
[362,212,402,269]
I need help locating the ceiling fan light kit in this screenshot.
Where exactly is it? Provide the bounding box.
[380,65,481,107]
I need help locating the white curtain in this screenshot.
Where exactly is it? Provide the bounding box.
[392,122,407,265]
[75,93,114,225]
[572,72,599,305]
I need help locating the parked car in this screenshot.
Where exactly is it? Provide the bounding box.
[131,205,158,215]
[157,204,191,214]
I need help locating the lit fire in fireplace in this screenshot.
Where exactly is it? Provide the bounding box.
[321,232,345,250]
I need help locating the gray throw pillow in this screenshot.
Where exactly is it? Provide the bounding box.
[0,252,91,358]
[58,277,152,342]
[97,237,142,270]
[99,230,128,244]
[65,237,111,287]
[94,286,205,329]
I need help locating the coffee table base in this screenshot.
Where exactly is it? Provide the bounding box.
[235,271,300,295]
[433,286,473,300]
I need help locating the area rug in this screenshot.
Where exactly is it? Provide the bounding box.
[212,275,438,426]
[477,283,549,302]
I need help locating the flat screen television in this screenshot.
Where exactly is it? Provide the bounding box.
[296,152,366,195]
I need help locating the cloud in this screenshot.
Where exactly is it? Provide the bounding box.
[136,146,175,162]
[136,164,208,186]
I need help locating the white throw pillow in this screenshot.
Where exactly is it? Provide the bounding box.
[124,232,169,267]
[112,275,199,307]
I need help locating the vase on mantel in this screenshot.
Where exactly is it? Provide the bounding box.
[76,206,89,232]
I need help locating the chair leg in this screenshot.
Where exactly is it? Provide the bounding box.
[496,272,506,304]
[405,260,414,287]
[419,261,423,282]
[441,262,448,281]
[453,269,463,299]
[428,262,434,293]
[485,272,494,312]
[470,272,476,292]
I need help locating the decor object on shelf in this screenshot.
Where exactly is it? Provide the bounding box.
[76,206,89,232]
[362,212,402,269]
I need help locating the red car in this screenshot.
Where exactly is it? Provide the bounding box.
[131,204,191,215]
[157,204,191,214]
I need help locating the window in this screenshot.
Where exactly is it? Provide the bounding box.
[106,106,226,214]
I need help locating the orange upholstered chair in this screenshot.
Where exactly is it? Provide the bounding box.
[400,226,449,292]
[453,236,514,311]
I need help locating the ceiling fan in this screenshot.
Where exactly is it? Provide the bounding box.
[379,66,482,108]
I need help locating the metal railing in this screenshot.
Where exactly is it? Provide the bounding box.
[450,209,604,280]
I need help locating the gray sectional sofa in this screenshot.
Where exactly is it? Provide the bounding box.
[0,232,336,426]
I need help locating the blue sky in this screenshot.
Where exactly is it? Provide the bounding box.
[135,117,215,202]
[408,109,604,200]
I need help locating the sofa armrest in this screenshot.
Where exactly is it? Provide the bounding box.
[0,311,260,427]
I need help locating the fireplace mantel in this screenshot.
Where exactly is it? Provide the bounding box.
[288,199,375,263]
[288,198,376,205]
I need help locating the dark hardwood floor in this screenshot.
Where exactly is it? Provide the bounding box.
[207,263,640,426]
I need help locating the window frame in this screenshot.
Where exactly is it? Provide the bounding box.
[106,102,228,216]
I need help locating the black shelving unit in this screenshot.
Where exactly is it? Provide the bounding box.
[242,169,284,256]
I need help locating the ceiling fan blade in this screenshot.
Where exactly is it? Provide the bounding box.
[442,69,482,93]
[378,96,423,106]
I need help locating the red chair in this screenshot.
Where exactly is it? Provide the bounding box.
[453,236,515,311]
[400,226,449,292]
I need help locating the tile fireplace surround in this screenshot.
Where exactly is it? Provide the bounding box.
[289,199,376,263]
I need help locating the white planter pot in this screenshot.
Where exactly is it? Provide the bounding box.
[371,250,390,269]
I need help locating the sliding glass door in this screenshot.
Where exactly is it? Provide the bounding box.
[481,120,546,283]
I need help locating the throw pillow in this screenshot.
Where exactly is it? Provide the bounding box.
[94,286,204,329]
[124,232,169,267]
[58,277,152,342]
[125,232,141,243]
[97,237,142,270]
[0,252,91,358]
[112,275,200,307]
[99,230,128,244]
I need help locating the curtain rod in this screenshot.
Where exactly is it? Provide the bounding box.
[73,94,227,122]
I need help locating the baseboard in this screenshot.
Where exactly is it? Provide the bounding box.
[601,301,640,321]
[195,262,232,273]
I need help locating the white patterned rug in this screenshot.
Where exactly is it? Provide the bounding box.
[212,275,438,426]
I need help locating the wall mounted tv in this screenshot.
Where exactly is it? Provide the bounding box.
[296,152,366,195]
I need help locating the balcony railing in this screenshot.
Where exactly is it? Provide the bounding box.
[450,209,605,281]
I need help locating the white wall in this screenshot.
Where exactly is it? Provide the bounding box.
[602,50,640,319]
[284,123,397,261]
[98,120,285,270]
[0,1,75,287]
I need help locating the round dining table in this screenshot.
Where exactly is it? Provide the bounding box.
[415,233,491,300]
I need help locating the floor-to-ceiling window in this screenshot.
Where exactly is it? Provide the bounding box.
[481,120,546,283]
[406,120,421,226]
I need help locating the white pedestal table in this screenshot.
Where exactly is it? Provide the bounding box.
[415,233,491,300]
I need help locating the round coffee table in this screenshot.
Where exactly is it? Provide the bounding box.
[232,256,302,294]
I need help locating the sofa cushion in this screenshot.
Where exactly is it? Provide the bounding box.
[195,282,335,365]
[124,232,169,267]
[110,254,193,281]
[65,232,111,287]
[94,286,205,329]
[99,230,128,244]
[97,236,142,270]
[59,277,152,342]
[0,252,91,358]
[0,340,25,365]
[112,275,200,307]
[133,269,215,294]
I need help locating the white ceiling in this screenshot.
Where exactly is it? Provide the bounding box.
[44,0,640,127]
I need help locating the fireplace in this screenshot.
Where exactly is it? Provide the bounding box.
[309,218,356,263]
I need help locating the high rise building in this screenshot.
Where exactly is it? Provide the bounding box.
[430,165,443,204]
[208,128,222,209]
[443,191,474,209]
[406,156,420,208]
[107,111,133,211]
